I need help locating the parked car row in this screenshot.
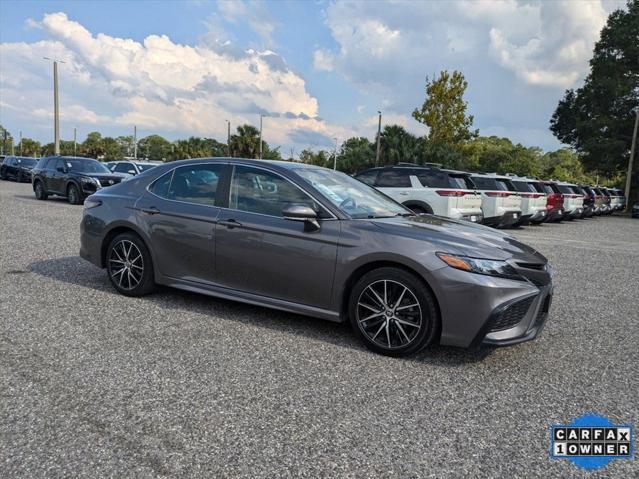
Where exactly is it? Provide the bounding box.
[0,156,162,204]
[354,164,628,227]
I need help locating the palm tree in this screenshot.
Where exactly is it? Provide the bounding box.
[229,124,260,158]
[379,125,422,165]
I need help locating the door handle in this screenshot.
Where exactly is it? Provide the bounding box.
[218,219,242,228]
[141,206,160,215]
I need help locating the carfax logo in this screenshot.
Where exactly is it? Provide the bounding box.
[550,413,634,470]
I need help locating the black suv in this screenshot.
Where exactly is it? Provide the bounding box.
[1,156,38,182]
[31,156,128,204]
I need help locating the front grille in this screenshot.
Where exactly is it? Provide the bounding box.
[489,296,535,332]
[516,262,545,271]
[98,178,121,187]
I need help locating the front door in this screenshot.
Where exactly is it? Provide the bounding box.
[215,165,340,310]
[136,163,227,284]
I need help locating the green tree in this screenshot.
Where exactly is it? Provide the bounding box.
[103,137,121,160]
[137,135,171,161]
[0,125,14,155]
[379,125,423,165]
[541,149,597,184]
[336,137,375,173]
[18,137,41,157]
[550,0,638,182]
[299,149,330,168]
[228,124,281,159]
[413,70,478,144]
[82,132,106,158]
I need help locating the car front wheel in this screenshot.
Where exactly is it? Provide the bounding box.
[34,181,48,200]
[348,267,439,356]
[67,183,83,205]
[106,232,156,296]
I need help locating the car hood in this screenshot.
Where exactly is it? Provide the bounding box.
[371,214,547,263]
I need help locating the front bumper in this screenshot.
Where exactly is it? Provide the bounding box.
[479,285,552,347]
[432,263,553,349]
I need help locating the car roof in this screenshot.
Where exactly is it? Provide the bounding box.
[468,172,512,180]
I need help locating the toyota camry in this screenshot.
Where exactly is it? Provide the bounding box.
[80,158,553,356]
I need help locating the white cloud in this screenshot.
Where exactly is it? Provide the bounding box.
[313,49,334,71]
[0,12,350,150]
[217,0,277,47]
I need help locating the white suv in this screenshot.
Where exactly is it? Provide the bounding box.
[355,165,483,222]
[469,173,522,227]
[508,176,548,225]
[556,181,584,219]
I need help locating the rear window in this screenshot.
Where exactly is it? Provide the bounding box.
[355,170,379,186]
[557,185,573,194]
[529,182,545,193]
[570,186,583,195]
[376,169,411,187]
[542,183,560,194]
[512,180,535,193]
[449,174,474,189]
[472,177,515,191]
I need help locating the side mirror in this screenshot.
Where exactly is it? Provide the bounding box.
[282,204,320,231]
[128,170,136,175]
[56,166,66,173]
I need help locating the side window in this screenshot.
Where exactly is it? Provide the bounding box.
[355,170,378,186]
[229,165,319,217]
[55,159,66,171]
[114,163,131,174]
[167,164,224,205]
[376,170,411,187]
[45,158,56,170]
[149,171,173,198]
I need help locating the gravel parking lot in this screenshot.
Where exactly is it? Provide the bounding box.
[1,180,638,478]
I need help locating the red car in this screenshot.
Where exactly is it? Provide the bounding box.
[541,181,564,222]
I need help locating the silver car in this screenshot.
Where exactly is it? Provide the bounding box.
[80,158,553,356]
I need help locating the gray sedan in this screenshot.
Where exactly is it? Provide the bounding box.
[80,158,553,356]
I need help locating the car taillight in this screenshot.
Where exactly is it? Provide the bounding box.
[520,193,545,198]
[436,190,466,196]
[485,192,513,197]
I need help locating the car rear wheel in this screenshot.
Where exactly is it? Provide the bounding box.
[34,181,48,200]
[67,183,82,205]
[106,232,156,296]
[348,267,439,356]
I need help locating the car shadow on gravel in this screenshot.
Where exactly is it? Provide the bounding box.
[27,256,495,366]
[14,194,71,204]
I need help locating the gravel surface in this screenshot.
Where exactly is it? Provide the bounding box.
[1,180,637,478]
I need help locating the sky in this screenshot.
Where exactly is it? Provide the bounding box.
[0,0,629,156]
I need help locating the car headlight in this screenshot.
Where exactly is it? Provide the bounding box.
[436,253,521,280]
[80,176,99,187]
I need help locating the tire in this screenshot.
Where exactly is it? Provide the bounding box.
[106,232,156,297]
[348,267,439,357]
[34,181,48,200]
[67,183,83,205]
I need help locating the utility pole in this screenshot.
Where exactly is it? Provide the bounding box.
[43,57,65,155]
[333,137,338,170]
[625,108,639,211]
[133,125,137,160]
[73,127,77,155]
[1,129,6,155]
[226,120,231,157]
[375,110,382,166]
[259,114,263,160]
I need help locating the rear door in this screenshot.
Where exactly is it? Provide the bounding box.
[374,169,413,203]
[135,163,227,284]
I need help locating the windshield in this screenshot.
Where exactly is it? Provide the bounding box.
[136,163,156,172]
[65,159,111,174]
[295,168,410,219]
[16,157,37,167]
